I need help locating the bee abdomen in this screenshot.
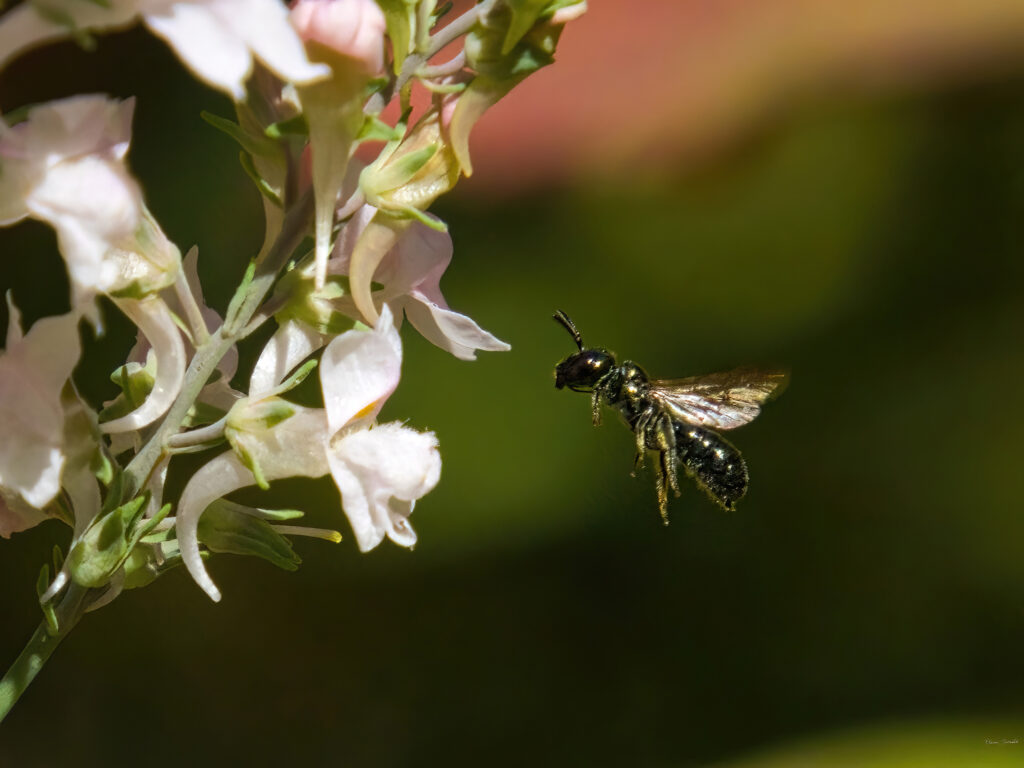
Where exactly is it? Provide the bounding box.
[673,424,748,510]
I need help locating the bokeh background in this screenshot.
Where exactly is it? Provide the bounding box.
[3,1,1024,765]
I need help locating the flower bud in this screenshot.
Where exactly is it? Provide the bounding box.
[290,0,387,75]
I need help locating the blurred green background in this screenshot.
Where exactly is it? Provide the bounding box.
[3,5,1024,766]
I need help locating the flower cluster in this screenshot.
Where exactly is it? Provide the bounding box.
[0,0,585,721]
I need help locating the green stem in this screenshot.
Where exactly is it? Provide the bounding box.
[122,189,314,496]
[0,584,87,723]
[0,190,314,723]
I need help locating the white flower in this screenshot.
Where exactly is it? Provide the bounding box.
[0,297,80,511]
[0,0,329,101]
[177,304,440,600]
[0,492,49,540]
[332,206,511,360]
[100,296,187,434]
[0,95,142,311]
[326,422,439,551]
[176,405,329,601]
[320,303,440,551]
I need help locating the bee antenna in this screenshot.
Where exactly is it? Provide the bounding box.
[553,310,584,351]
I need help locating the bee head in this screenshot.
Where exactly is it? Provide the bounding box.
[555,349,615,390]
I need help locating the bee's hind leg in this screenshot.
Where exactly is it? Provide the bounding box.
[631,410,654,476]
[652,416,680,526]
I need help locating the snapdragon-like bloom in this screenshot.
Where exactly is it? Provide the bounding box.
[333,206,510,360]
[290,0,386,74]
[290,0,387,290]
[0,95,142,311]
[178,304,440,600]
[0,298,80,514]
[0,0,329,101]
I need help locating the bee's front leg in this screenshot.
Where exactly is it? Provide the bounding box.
[590,390,602,426]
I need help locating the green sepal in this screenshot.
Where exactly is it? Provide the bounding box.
[99,358,155,424]
[375,0,415,74]
[232,398,296,431]
[273,270,362,335]
[197,500,302,572]
[181,400,229,431]
[51,544,65,574]
[501,0,550,54]
[264,113,309,140]
[363,76,389,99]
[208,499,305,522]
[501,0,581,53]
[358,114,405,143]
[35,565,59,633]
[369,143,438,192]
[201,110,279,159]
[122,538,186,590]
[466,5,561,81]
[106,280,151,300]
[239,151,284,207]
[225,260,257,328]
[433,1,453,22]
[137,503,172,540]
[231,441,270,491]
[66,494,149,588]
[273,359,318,397]
[387,206,448,231]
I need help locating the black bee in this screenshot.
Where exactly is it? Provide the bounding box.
[553,311,786,523]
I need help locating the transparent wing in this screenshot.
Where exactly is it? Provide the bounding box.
[649,368,788,430]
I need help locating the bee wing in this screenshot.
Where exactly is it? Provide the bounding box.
[649,368,788,430]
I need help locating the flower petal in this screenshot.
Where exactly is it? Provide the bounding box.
[249,318,326,394]
[320,303,401,433]
[0,0,138,72]
[0,308,81,508]
[143,0,329,100]
[326,422,440,552]
[143,1,255,100]
[403,295,511,361]
[101,297,186,433]
[177,406,329,600]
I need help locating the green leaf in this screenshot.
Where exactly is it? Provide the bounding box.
[198,501,302,572]
[67,495,148,588]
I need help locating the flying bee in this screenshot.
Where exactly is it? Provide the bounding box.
[553,310,787,523]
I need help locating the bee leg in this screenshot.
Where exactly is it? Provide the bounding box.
[632,409,653,476]
[590,390,602,426]
[652,416,679,526]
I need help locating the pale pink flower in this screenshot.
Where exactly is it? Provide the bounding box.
[0,299,80,512]
[0,0,329,100]
[179,304,440,600]
[290,0,386,74]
